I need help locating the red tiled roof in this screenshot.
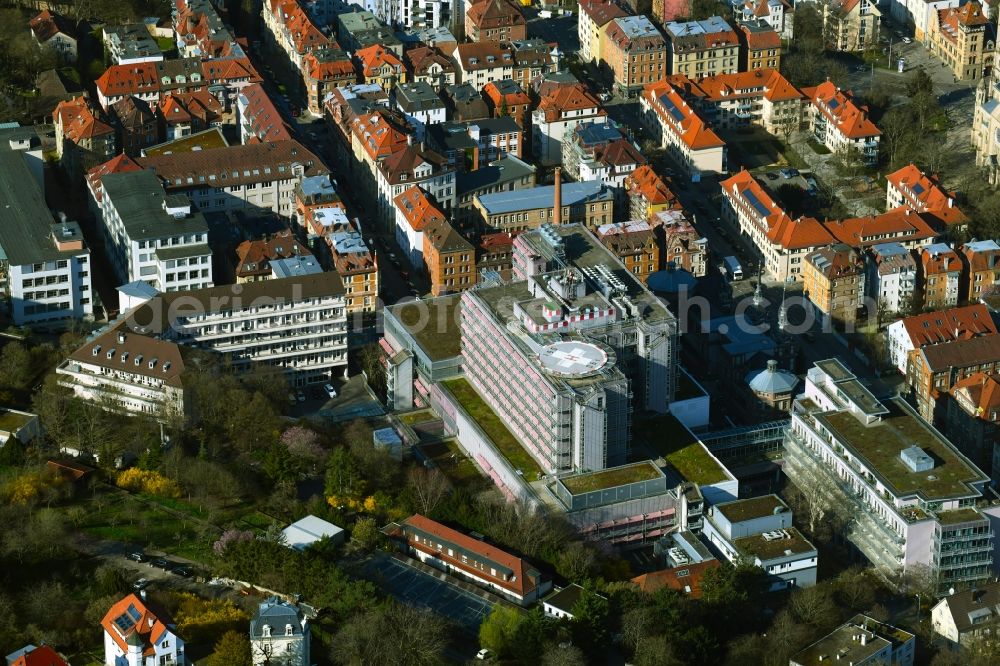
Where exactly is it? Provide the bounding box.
[467,0,526,30]
[722,169,834,250]
[55,96,114,142]
[30,10,73,43]
[87,154,143,202]
[886,163,968,226]
[356,44,404,78]
[578,0,629,26]
[351,110,412,161]
[900,303,997,347]
[394,185,446,232]
[688,68,802,103]
[644,80,724,150]
[805,80,880,139]
[10,645,69,666]
[238,83,293,143]
[405,46,456,77]
[304,51,355,83]
[138,140,327,188]
[824,208,938,248]
[158,90,223,126]
[937,1,990,45]
[101,593,176,656]
[950,372,1000,422]
[236,229,312,278]
[921,244,962,275]
[626,165,681,210]
[630,560,720,598]
[456,41,514,72]
[739,23,782,49]
[537,83,605,123]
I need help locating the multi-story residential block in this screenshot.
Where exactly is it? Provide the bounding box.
[423,218,477,295]
[235,230,315,282]
[482,79,531,127]
[0,132,94,327]
[404,45,457,90]
[445,82,492,121]
[919,242,962,310]
[96,170,213,292]
[237,83,294,144]
[867,242,917,318]
[737,20,782,71]
[455,155,536,228]
[95,57,261,111]
[884,303,997,374]
[678,68,803,134]
[391,81,447,139]
[532,83,607,165]
[54,96,116,177]
[600,16,667,97]
[385,514,552,605]
[157,90,224,142]
[375,143,455,231]
[944,372,1000,487]
[101,593,185,666]
[355,43,406,90]
[885,163,969,231]
[907,334,1000,422]
[931,581,1000,648]
[476,231,515,280]
[641,80,726,179]
[466,0,526,43]
[324,219,379,317]
[473,174,615,233]
[394,185,447,268]
[29,10,77,62]
[136,140,328,218]
[295,174,343,231]
[791,615,915,666]
[373,0,450,30]
[302,48,357,115]
[824,0,881,52]
[595,221,658,284]
[561,120,645,190]
[578,0,629,65]
[458,222,677,476]
[250,597,310,666]
[655,209,708,276]
[337,10,403,56]
[704,495,818,590]
[103,23,163,65]
[960,240,1000,302]
[803,243,867,330]
[111,96,158,157]
[664,16,740,77]
[739,0,793,40]
[929,2,994,82]
[803,80,880,165]
[175,0,242,58]
[625,165,682,221]
[786,358,999,593]
[455,41,514,89]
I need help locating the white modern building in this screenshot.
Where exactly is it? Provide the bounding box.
[704,494,818,591]
[785,359,1000,592]
[391,81,447,141]
[791,614,915,666]
[0,130,94,327]
[96,170,213,293]
[373,0,449,30]
[867,242,917,318]
[250,597,311,666]
[532,84,607,166]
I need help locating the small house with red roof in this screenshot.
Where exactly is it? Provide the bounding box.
[29,10,77,62]
[101,593,185,666]
[6,645,69,666]
[384,514,552,605]
[53,96,116,177]
[803,80,880,164]
[355,44,406,90]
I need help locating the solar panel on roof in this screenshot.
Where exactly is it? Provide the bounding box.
[127,605,141,621]
[659,94,686,122]
[828,99,840,110]
[743,189,771,218]
[912,183,925,195]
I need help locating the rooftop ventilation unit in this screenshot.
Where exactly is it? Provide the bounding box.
[901,446,934,472]
[538,224,564,258]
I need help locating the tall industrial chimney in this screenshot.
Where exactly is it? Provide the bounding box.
[553,167,562,226]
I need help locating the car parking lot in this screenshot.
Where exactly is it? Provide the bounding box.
[364,555,494,634]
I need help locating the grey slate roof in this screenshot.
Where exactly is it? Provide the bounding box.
[476,180,613,215]
[99,170,209,241]
[393,81,445,112]
[746,360,799,395]
[457,156,535,195]
[250,597,305,638]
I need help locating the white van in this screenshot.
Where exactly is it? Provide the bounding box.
[723,256,744,281]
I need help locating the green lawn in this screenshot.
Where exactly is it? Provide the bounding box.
[806,138,832,155]
[419,439,486,488]
[561,461,662,494]
[399,410,436,426]
[442,378,543,478]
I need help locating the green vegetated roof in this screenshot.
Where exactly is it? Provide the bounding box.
[818,398,987,501]
[637,413,728,485]
[735,527,815,561]
[0,410,32,433]
[392,294,462,361]
[560,461,662,495]
[936,508,985,525]
[715,495,786,524]
[442,378,542,477]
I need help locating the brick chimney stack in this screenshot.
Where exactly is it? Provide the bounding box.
[553,167,562,225]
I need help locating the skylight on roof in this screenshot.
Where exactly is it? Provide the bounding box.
[828,99,840,110]
[912,183,925,195]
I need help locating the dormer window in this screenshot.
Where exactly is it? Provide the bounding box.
[285,624,294,636]
[262,624,271,637]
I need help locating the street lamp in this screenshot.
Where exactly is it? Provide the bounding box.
[915,593,921,622]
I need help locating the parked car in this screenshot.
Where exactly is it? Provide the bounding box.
[296,391,306,403]
[779,168,799,178]
[765,172,778,181]
[476,649,492,661]
[151,558,171,569]
[901,36,912,44]
[171,566,193,578]
[133,578,150,591]
[127,551,148,563]
[323,383,338,399]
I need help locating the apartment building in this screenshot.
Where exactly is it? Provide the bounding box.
[961,239,1000,302]
[803,243,867,330]
[95,57,261,110]
[680,68,804,134]
[907,334,1000,422]
[972,64,1000,180]
[0,132,94,327]
[944,372,1000,487]
[739,0,794,40]
[455,42,514,89]
[392,81,447,140]
[136,140,328,218]
[385,514,552,605]
[54,96,116,178]
[664,17,740,78]
[301,48,357,115]
[235,230,314,282]
[641,80,726,179]
[427,118,524,172]
[824,0,881,52]
[373,0,450,30]
[375,144,455,231]
[919,243,962,310]
[476,231,515,280]
[785,358,998,593]
[737,20,782,71]
[578,0,629,64]
[111,96,158,157]
[466,0,526,43]
[157,90,224,142]
[175,0,241,58]
[561,120,645,190]
[532,83,607,165]
[404,46,457,90]
[103,23,164,65]
[885,163,968,231]
[96,170,213,293]
[459,223,677,475]
[929,2,994,82]
[509,38,560,92]
[867,242,917,318]
[473,176,615,233]
[803,81,880,165]
[455,155,536,228]
[655,209,708,277]
[704,495,818,590]
[625,165,682,221]
[423,218,476,295]
[595,221,659,284]
[394,185,447,268]
[29,10,77,62]
[445,83,492,121]
[889,0,958,42]
[600,16,667,97]
[482,79,531,127]
[327,223,379,318]
[356,44,406,90]
[884,303,998,374]
[237,83,293,144]
[791,615,915,666]
[57,324,187,419]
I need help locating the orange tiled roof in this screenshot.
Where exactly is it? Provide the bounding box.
[962,241,1000,272]
[631,560,720,597]
[626,165,681,209]
[101,593,175,657]
[238,83,293,143]
[304,51,355,82]
[643,80,725,150]
[157,90,223,126]
[937,1,990,45]
[56,96,114,142]
[537,83,605,123]
[805,80,880,139]
[86,153,143,201]
[886,163,968,226]
[950,372,1000,422]
[921,243,962,275]
[903,305,994,348]
[578,0,628,26]
[236,229,312,278]
[690,68,802,103]
[824,207,938,248]
[351,109,412,161]
[356,44,404,78]
[740,23,782,49]
[30,9,73,43]
[394,185,447,232]
[722,169,834,250]
[405,46,456,77]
